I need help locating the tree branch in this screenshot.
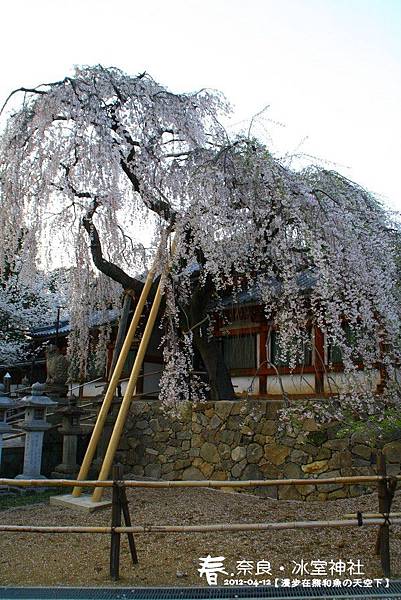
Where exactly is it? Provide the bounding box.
[82,203,144,294]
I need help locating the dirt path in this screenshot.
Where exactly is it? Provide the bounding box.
[0,487,400,587]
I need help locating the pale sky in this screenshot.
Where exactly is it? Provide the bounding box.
[1,0,400,211]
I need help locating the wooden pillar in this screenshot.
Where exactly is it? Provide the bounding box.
[259,330,267,395]
[314,326,325,395]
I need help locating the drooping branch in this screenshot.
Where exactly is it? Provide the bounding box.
[82,204,143,294]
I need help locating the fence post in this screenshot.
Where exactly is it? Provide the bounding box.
[118,481,138,564]
[110,465,123,581]
[376,451,391,577]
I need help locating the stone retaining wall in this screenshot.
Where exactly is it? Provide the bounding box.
[117,399,401,500]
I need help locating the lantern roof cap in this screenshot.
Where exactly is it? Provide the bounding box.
[18,383,57,407]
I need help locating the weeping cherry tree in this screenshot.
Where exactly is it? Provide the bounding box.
[0,65,400,421]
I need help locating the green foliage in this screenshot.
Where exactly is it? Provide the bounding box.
[307,430,328,445]
[337,407,401,442]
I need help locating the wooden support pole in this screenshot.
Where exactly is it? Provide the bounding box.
[110,466,122,581]
[92,238,176,503]
[72,261,157,497]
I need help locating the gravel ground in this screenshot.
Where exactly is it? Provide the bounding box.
[0,486,400,587]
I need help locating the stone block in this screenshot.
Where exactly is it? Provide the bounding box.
[145,447,159,456]
[161,463,174,475]
[323,438,349,451]
[382,441,401,463]
[254,434,267,445]
[192,422,203,433]
[318,469,341,479]
[352,458,371,467]
[200,442,219,463]
[189,448,200,457]
[301,460,328,475]
[171,422,183,432]
[131,465,144,476]
[218,443,231,461]
[231,459,247,478]
[199,461,214,478]
[230,402,242,415]
[264,444,290,466]
[247,443,264,463]
[351,430,377,445]
[219,430,235,444]
[127,437,141,449]
[328,451,352,469]
[315,448,331,460]
[296,484,316,496]
[289,449,308,463]
[182,466,205,480]
[261,420,277,435]
[327,488,348,500]
[193,412,208,426]
[144,463,161,478]
[191,434,203,448]
[153,431,171,442]
[242,463,264,480]
[174,459,191,470]
[227,417,241,431]
[279,485,301,500]
[317,483,343,493]
[210,470,227,481]
[149,419,161,432]
[209,414,223,430]
[297,443,319,457]
[240,425,254,436]
[352,444,372,461]
[283,462,302,479]
[386,463,401,476]
[214,401,233,421]
[259,462,280,478]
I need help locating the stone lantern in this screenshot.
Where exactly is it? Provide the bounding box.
[15,382,57,480]
[3,373,11,395]
[0,384,14,470]
[52,396,84,478]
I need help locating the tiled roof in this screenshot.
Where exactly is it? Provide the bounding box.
[31,309,120,338]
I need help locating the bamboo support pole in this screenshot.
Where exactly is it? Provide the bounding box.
[1,475,401,489]
[0,517,400,535]
[72,259,157,498]
[92,239,176,503]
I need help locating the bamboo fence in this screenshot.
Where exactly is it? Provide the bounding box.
[0,467,399,581]
[0,517,401,535]
[2,475,400,488]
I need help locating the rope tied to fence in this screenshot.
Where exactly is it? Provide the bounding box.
[382,513,391,527]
